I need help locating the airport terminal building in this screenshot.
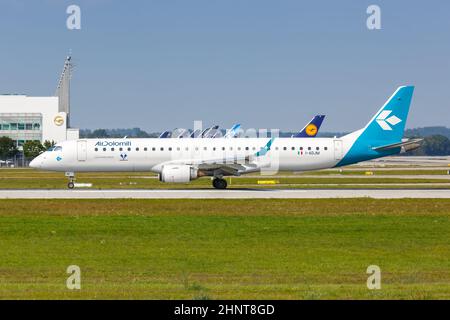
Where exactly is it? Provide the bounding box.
[0,56,79,149]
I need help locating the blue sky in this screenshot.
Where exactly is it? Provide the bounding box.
[0,0,449,132]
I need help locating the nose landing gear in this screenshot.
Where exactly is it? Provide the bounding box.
[212,177,228,189]
[65,172,75,189]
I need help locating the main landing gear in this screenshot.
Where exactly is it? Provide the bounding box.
[212,177,228,189]
[66,172,75,189]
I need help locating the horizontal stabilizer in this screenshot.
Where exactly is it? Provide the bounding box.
[372,138,423,152]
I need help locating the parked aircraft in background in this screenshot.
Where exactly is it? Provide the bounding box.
[30,86,421,189]
[224,124,241,138]
[293,115,325,138]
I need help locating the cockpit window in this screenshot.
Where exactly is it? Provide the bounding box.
[47,146,62,152]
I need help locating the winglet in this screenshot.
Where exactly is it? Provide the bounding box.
[255,138,274,157]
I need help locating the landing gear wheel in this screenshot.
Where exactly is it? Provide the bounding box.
[67,182,75,189]
[212,178,227,189]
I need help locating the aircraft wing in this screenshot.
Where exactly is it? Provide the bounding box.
[153,138,274,176]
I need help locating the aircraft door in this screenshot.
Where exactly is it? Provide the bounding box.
[77,140,87,161]
[334,140,343,160]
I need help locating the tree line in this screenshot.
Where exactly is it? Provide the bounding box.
[0,137,55,161]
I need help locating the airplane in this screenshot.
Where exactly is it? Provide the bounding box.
[223,124,241,138]
[202,125,219,138]
[189,129,202,138]
[293,115,325,138]
[158,130,171,138]
[30,86,422,190]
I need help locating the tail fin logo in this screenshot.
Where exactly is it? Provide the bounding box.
[375,110,402,131]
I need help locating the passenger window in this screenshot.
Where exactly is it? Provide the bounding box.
[111,148,115,151]
[169,147,172,151]
[291,147,295,151]
[128,147,131,151]
[316,147,320,151]
[283,147,287,151]
[245,147,249,151]
[308,147,311,150]
[324,147,328,151]
[103,148,107,152]
[300,147,303,150]
[222,147,225,151]
[213,147,216,151]
[136,147,139,151]
[119,147,123,151]
[204,147,207,151]
[160,147,164,151]
[53,146,62,152]
[144,147,148,151]
[94,148,98,152]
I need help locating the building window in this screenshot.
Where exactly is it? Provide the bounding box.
[26,123,32,130]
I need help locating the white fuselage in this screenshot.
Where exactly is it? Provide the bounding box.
[30,137,351,174]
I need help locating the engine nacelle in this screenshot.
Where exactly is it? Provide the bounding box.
[159,165,199,183]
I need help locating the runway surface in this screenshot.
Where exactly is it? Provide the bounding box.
[0,189,449,199]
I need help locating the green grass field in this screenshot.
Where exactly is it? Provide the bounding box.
[1,199,450,299]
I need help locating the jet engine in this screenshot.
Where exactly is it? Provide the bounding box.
[159,165,199,183]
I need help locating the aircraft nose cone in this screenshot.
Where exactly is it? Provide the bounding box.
[29,157,41,169]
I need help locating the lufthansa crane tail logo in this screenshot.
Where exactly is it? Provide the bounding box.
[305,124,318,136]
[54,115,65,126]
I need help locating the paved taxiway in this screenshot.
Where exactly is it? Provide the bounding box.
[0,189,449,199]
